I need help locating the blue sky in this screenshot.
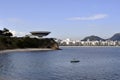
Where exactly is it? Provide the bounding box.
[0,0,120,40]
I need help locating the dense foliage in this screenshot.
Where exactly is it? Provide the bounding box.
[0,28,59,50]
[0,37,59,50]
[0,28,13,37]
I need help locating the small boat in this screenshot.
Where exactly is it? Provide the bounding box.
[70,60,80,63]
[70,58,80,63]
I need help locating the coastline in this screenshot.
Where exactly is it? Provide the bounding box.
[0,48,54,54]
[60,46,120,47]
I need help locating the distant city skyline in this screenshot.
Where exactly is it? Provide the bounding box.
[0,0,120,39]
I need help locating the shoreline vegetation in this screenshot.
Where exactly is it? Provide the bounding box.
[0,28,60,53]
[0,37,59,50]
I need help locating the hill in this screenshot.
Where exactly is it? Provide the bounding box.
[82,35,105,41]
[109,33,120,41]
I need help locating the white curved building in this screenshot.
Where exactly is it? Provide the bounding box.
[30,31,51,37]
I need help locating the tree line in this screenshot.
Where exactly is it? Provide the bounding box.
[0,28,59,50]
[0,28,13,37]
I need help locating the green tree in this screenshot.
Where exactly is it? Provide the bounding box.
[0,28,13,37]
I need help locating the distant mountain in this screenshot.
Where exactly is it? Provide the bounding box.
[109,33,120,41]
[82,35,105,41]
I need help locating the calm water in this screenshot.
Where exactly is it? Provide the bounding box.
[0,47,120,80]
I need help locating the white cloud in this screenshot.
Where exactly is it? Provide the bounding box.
[10,30,27,37]
[67,14,108,21]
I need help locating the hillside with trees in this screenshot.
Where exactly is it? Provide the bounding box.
[81,35,105,41]
[0,28,59,50]
[109,33,120,41]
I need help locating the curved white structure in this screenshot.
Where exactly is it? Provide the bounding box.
[30,31,51,37]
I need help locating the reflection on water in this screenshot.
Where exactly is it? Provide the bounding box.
[0,47,120,80]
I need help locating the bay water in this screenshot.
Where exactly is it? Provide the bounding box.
[0,47,120,80]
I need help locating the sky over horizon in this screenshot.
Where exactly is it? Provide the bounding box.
[0,0,120,40]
